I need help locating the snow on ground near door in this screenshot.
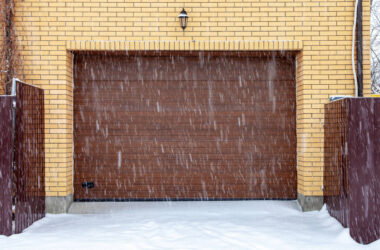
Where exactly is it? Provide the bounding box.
[1,201,379,250]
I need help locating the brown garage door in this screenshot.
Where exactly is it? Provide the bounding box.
[73,52,296,200]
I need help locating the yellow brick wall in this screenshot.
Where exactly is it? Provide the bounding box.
[13,0,371,198]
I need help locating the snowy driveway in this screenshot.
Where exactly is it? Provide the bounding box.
[0,201,378,250]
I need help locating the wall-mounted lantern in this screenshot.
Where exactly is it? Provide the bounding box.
[178,8,188,30]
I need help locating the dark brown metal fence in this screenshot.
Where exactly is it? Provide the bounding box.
[0,96,14,236]
[324,100,349,227]
[14,82,45,233]
[0,80,45,236]
[324,98,380,244]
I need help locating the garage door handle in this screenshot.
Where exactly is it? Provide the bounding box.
[82,182,95,189]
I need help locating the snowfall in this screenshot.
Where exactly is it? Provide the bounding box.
[0,201,379,250]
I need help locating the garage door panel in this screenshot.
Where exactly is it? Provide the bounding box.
[74,170,297,179]
[74,120,296,131]
[75,166,297,176]
[75,166,296,177]
[75,175,297,187]
[74,178,297,189]
[74,99,295,109]
[74,143,297,155]
[74,116,295,131]
[75,105,294,113]
[74,144,296,155]
[74,120,296,136]
[74,186,296,200]
[75,157,296,169]
[75,164,297,174]
[75,183,296,199]
[75,171,297,180]
[73,128,296,138]
[74,111,295,120]
[74,140,296,148]
[75,95,295,109]
[75,56,295,82]
[73,130,296,138]
[74,53,296,200]
[74,83,295,107]
[74,80,295,94]
[74,80,295,91]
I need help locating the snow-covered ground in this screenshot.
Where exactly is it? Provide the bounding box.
[0,201,378,250]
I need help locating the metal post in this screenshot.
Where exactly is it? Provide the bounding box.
[357,0,363,97]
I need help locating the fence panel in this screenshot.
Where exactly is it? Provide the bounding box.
[0,96,14,236]
[324,98,380,244]
[14,82,45,234]
[348,98,380,244]
[323,99,349,227]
